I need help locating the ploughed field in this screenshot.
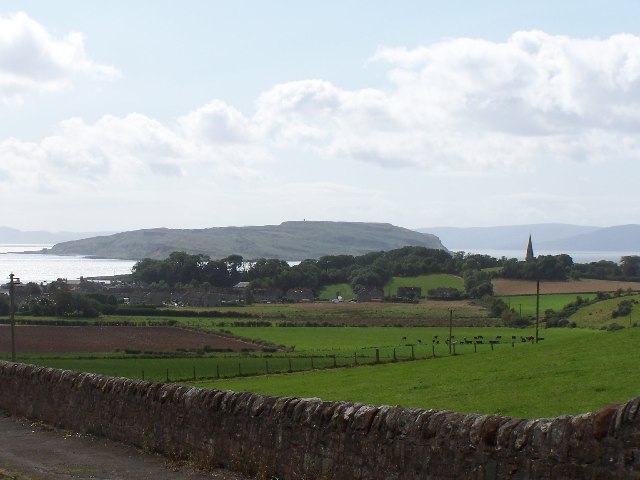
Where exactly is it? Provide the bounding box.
[493,278,640,296]
[0,325,260,353]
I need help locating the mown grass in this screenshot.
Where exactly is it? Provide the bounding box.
[496,293,595,316]
[196,327,639,419]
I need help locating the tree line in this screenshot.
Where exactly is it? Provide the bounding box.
[502,254,640,282]
[129,249,640,298]
[2,249,638,319]
[131,247,498,295]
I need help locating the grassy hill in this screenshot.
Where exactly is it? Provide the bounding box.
[497,293,595,316]
[568,294,639,328]
[48,221,445,260]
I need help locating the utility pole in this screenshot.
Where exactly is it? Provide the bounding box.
[535,280,540,344]
[448,308,453,355]
[9,273,21,362]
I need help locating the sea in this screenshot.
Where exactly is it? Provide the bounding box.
[0,245,137,284]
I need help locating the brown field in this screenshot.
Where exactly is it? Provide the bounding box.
[214,299,490,326]
[493,278,640,296]
[0,326,261,353]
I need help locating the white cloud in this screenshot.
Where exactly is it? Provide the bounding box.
[0,11,119,104]
[4,29,640,200]
[364,31,640,168]
[241,31,640,172]
[0,104,270,193]
[251,31,640,172]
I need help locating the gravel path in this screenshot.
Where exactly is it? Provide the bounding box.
[0,413,253,480]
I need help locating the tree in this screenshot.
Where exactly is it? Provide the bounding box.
[225,254,244,285]
[202,259,231,286]
[621,256,640,279]
[464,270,494,298]
[0,294,9,315]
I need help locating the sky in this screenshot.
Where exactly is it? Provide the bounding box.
[2,1,640,233]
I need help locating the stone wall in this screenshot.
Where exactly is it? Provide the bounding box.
[0,361,638,479]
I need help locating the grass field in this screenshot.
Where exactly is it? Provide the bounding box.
[24,354,344,382]
[496,293,595,316]
[17,326,547,380]
[317,274,464,300]
[385,274,463,296]
[195,327,639,419]
[569,295,639,328]
[219,326,543,352]
[6,294,640,420]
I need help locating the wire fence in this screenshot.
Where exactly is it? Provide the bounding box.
[82,338,534,383]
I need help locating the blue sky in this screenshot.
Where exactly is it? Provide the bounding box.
[2,1,640,232]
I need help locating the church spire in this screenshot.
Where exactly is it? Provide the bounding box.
[526,234,535,260]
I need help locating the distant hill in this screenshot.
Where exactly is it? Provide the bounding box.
[540,225,640,251]
[48,221,446,260]
[0,227,115,245]
[417,224,639,253]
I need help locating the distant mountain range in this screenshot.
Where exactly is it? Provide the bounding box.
[0,227,115,245]
[417,224,640,253]
[46,221,446,260]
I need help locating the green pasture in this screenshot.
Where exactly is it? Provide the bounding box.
[196,327,639,419]
[569,295,639,328]
[219,326,566,353]
[385,274,464,296]
[24,355,347,382]
[316,275,464,300]
[8,317,640,419]
[496,293,595,316]
[17,326,555,381]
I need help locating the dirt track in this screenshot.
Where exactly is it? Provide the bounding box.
[0,412,253,479]
[0,326,260,353]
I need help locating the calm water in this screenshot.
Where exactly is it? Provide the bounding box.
[0,245,137,284]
